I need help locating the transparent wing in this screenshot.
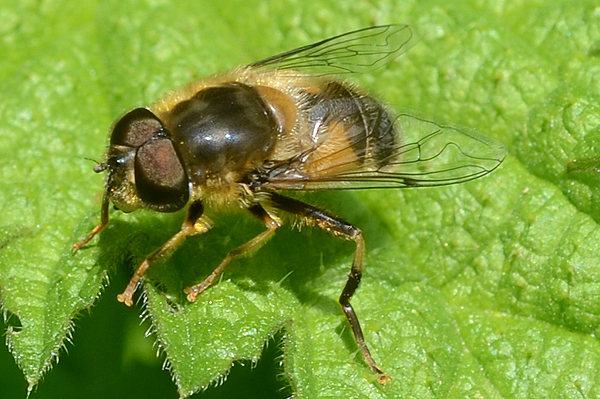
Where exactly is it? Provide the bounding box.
[264,113,507,191]
[248,24,417,76]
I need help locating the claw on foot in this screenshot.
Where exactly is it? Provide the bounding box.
[184,280,213,303]
[183,286,199,303]
[116,292,134,307]
[117,283,138,307]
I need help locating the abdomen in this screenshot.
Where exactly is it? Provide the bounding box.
[299,80,397,178]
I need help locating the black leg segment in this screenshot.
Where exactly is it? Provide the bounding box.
[267,193,390,383]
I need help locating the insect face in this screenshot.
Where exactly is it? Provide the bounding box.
[102,107,189,213]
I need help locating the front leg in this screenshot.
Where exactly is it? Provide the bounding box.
[118,201,212,306]
[72,193,110,252]
[268,192,390,384]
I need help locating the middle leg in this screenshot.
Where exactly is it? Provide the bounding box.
[184,203,282,302]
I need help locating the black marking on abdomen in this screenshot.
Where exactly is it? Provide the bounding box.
[305,81,396,167]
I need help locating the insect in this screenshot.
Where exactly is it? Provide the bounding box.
[73,24,506,383]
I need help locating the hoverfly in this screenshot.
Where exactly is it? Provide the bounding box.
[73,24,506,383]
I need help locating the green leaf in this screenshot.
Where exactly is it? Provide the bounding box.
[2,0,600,398]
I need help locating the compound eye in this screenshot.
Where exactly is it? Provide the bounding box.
[111,108,164,147]
[135,137,189,212]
